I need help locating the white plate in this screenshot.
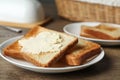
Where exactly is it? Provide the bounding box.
[63,22,120,46]
[0,36,104,73]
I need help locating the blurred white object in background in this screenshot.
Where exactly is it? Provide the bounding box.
[0,0,45,23]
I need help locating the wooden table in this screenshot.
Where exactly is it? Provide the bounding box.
[0,2,120,80]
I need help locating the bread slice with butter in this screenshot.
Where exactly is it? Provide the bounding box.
[64,39,101,66]
[80,24,120,40]
[3,26,78,67]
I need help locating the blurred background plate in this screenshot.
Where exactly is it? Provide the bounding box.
[63,22,120,46]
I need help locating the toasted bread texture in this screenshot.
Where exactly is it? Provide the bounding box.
[80,24,120,40]
[3,26,78,67]
[65,39,101,66]
[4,41,23,59]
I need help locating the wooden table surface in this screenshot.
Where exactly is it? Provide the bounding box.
[0,1,120,80]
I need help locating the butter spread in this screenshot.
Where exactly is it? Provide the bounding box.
[18,32,63,54]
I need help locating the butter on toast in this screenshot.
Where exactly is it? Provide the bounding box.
[65,39,101,66]
[80,24,120,40]
[4,26,78,67]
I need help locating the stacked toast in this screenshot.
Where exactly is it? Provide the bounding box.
[3,26,101,67]
[80,24,120,40]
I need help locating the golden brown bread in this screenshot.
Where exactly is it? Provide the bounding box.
[3,26,78,67]
[3,26,42,59]
[3,26,102,67]
[80,24,120,40]
[64,39,101,66]
[4,40,23,59]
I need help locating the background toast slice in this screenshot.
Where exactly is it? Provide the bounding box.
[80,24,120,40]
[65,39,101,66]
[4,26,78,67]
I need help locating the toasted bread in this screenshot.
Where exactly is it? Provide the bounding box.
[4,41,23,59]
[80,24,120,40]
[65,39,101,66]
[3,26,78,67]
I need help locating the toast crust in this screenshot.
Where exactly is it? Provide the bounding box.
[3,41,23,59]
[65,39,101,66]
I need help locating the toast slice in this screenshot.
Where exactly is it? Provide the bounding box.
[4,26,78,67]
[80,24,120,40]
[65,39,101,66]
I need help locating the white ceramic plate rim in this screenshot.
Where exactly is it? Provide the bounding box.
[63,22,120,43]
[0,36,104,73]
